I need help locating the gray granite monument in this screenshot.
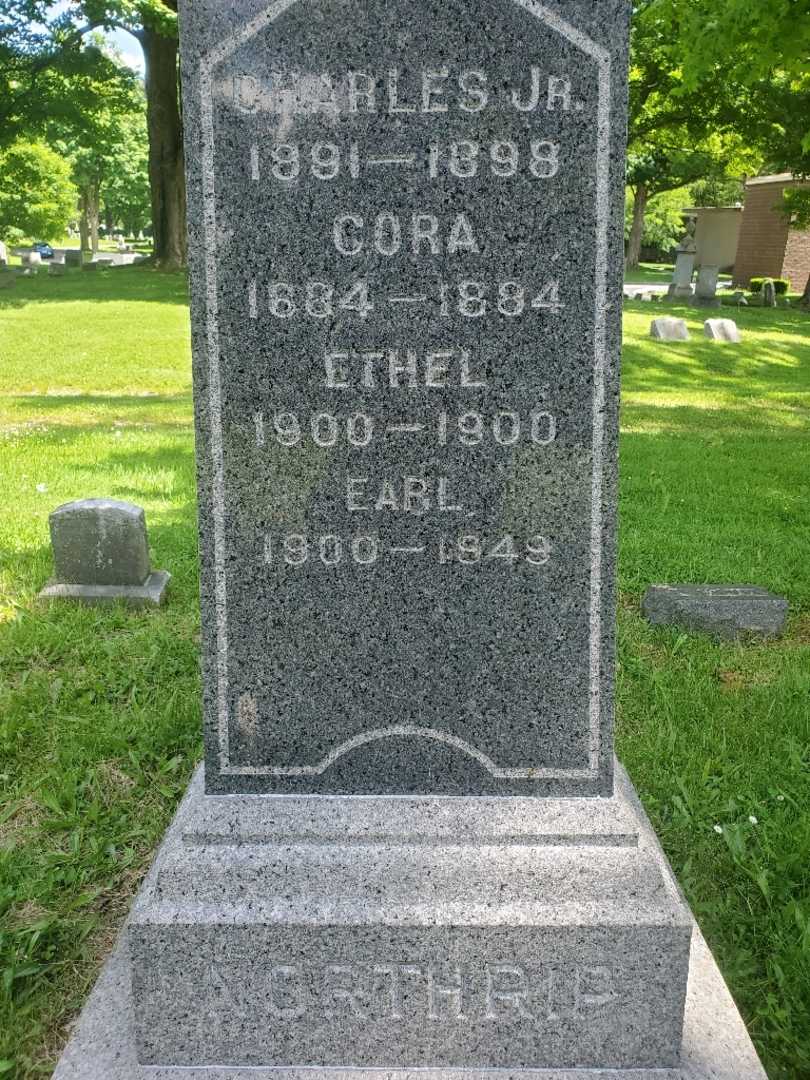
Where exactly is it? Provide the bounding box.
[643,584,787,641]
[691,265,721,308]
[39,498,170,606]
[54,2,766,1077]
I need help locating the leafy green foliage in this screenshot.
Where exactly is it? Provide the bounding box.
[100,105,150,235]
[624,186,690,252]
[0,140,77,241]
[0,2,143,153]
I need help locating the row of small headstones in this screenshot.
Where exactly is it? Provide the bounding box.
[38,499,787,639]
[651,317,740,342]
[625,280,784,308]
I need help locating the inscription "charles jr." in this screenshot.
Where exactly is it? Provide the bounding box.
[213,959,616,1023]
[230,67,581,117]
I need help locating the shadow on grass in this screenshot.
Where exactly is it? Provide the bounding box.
[2,393,194,428]
[621,402,810,436]
[0,266,188,311]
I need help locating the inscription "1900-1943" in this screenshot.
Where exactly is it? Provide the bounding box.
[213,958,616,1023]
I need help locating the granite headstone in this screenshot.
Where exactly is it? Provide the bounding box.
[38,498,170,606]
[691,264,721,308]
[185,0,627,799]
[650,316,689,341]
[53,3,768,1077]
[642,584,787,640]
[704,318,741,342]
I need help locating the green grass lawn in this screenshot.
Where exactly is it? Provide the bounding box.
[1,269,809,1079]
[625,260,734,286]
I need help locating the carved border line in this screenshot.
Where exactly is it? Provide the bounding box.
[199,1,612,780]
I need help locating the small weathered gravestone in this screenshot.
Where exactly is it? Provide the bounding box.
[642,585,787,640]
[691,265,721,308]
[49,262,66,277]
[761,278,777,308]
[64,249,83,267]
[54,2,767,1077]
[704,318,740,342]
[21,250,42,269]
[81,260,98,271]
[651,316,690,341]
[39,498,170,607]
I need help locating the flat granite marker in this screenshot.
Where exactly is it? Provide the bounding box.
[54,2,767,1077]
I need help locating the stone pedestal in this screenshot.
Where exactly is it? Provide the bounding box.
[54,763,766,1079]
[667,249,696,299]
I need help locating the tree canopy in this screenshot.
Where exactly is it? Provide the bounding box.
[0,138,77,241]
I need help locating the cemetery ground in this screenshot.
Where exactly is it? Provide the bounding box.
[0,271,808,1080]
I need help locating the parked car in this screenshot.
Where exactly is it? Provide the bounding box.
[32,242,54,259]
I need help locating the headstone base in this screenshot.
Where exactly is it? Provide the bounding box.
[54,764,766,1079]
[38,569,170,607]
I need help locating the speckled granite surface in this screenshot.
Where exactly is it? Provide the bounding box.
[52,764,766,1078]
[180,0,629,796]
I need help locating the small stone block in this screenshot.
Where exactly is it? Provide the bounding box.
[38,570,170,608]
[642,585,788,640]
[650,317,690,341]
[49,262,67,276]
[82,261,98,270]
[704,318,740,342]
[49,498,152,586]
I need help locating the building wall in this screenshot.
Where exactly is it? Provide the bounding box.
[733,180,791,287]
[694,209,742,270]
[783,225,810,295]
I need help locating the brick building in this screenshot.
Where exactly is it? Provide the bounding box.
[733,174,810,291]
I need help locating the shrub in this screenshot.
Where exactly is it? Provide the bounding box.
[749,277,790,295]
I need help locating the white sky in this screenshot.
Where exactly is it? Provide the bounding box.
[107,27,145,74]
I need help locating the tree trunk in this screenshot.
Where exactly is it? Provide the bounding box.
[141,23,186,269]
[801,273,810,310]
[78,197,89,253]
[89,181,100,254]
[625,183,648,271]
[79,182,100,254]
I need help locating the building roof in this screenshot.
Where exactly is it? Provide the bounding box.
[681,206,743,213]
[746,173,796,187]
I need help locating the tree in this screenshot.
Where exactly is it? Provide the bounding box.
[102,109,150,236]
[0,139,77,241]
[47,41,150,253]
[673,0,810,302]
[625,1,760,269]
[1,0,185,268]
[77,0,185,268]
[0,1,141,151]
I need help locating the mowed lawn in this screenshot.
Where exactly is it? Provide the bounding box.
[1,269,809,1079]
